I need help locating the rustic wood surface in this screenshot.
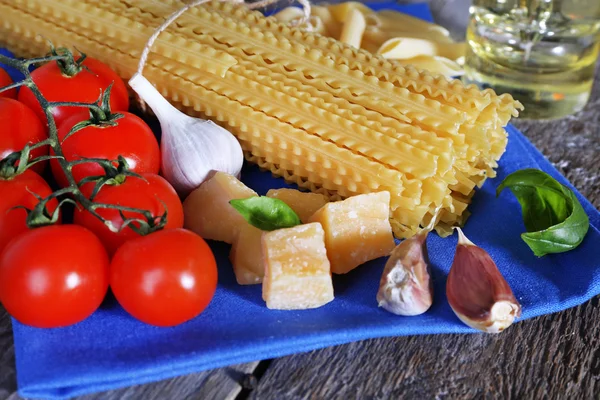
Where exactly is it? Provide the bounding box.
[1,0,599,399]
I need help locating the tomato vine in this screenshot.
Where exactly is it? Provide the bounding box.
[0,50,167,234]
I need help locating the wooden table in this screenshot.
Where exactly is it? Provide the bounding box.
[2,1,600,398]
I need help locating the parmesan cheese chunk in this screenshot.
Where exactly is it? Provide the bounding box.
[266,188,329,223]
[183,172,257,244]
[230,222,264,285]
[262,223,334,310]
[308,192,396,274]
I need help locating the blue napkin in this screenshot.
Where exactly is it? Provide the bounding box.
[10,3,600,399]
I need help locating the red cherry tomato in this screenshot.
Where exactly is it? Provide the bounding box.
[0,68,16,99]
[0,98,48,174]
[110,229,218,327]
[18,57,129,127]
[0,169,59,254]
[74,173,184,256]
[50,112,160,187]
[81,58,129,112]
[0,225,109,328]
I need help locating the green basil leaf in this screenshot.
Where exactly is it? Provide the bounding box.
[496,168,570,232]
[230,196,301,231]
[497,169,590,257]
[521,190,590,257]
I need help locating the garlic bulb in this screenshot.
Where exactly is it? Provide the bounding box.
[377,232,433,316]
[446,228,522,333]
[129,73,243,196]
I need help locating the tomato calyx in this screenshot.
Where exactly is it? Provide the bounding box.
[117,205,169,237]
[62,84,125,144]
[79,156,146,200]
[77,156,168,236]
[49,46,86,78]
[0,150,29,179]
[15,188,75,228]
[0,143,57,180]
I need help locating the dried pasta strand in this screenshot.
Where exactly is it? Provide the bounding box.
[99,0,469,133]
[76,0,458,178]
[20,0,445,180]
[0,0,520,237]
[203,1,498,114]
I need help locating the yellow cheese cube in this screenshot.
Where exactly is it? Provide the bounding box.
[262,223,334,310]
[308,192,395,274]
[266,188,329,223]
[183,172,257,244]
[229,222,264,285]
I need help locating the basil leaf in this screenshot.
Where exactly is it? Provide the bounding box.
[230,196,301,231]
[497,169,590,257]
[521,190,590,257]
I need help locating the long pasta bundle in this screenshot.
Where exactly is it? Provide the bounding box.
[0,0,521,237]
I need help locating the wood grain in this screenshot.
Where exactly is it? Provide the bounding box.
[75,363,260,400]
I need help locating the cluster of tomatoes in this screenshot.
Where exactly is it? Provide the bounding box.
[0,52,217,329]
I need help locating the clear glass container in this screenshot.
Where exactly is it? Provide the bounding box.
[464,0,600,119]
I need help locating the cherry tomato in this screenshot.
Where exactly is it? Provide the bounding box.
[50,112,160,187]
[110,229,218,327]
[18,57,129,127]
[0,68,16,99]
[81,58,129,112]
[74,173,184,256]
[0,98,48,174]
[0,225,109,328]
[0,169,59,254]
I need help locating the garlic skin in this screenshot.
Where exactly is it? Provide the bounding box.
[377,232,433,316]
[446,228,522,333]
[129,73,243,196]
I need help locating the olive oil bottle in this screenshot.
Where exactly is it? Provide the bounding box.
[464,0,600,119]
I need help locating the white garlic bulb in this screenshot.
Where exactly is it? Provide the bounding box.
[129,73,243,196]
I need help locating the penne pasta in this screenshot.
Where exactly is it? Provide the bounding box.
[273,6,305,24]
[364,27,455,46]
[339,8,366,49]
[377,10,451,37]
[327,2,374,23]
[398,56,464,77]
[311,6,340,38]
[378,38,466,61]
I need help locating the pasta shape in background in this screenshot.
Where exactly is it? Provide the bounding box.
[339,8,366,48]
[378,38,466,61]
[273,2,466,77]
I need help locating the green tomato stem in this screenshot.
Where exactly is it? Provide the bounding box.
[0,51,163,232]
[0,80,26,94]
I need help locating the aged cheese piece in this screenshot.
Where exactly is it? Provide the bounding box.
[308,191,396,274]
[262,223,334,310]
[266,188,329,223]
[229,222,264,285]
[183,172,257,244]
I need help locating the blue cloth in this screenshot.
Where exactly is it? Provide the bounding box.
[10,3,600,399]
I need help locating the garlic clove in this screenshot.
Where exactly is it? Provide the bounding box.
[446,228,522,333]
[377,231,433,316]
[129,73,244,196]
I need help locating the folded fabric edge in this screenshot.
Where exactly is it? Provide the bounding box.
[18,322,472,399]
